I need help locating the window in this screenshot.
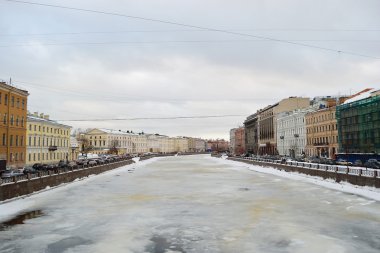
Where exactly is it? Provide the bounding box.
[21,117,24,127]
[2,134,6,146]
[21,136,24,146]
[11,96,14,107]
[29,124,32,131]
[5,94,8,105]
[29,153,31,161]
[15,135,18,146]
[10,135,13,146]
[3,113,6,124]
[29,136,31,145]
[39,126,41,131]
[16,98,20,108]
[20,153,23,161]
[34,125,36,131]
[16,116,19,126]
[33,136,36,146]
[10,153,13,162]
[22,99,25,109]
[33,153,36,161]
[10,115,14,125]
[15,153,18,161]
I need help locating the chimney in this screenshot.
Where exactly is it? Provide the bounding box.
[43,115,49,120]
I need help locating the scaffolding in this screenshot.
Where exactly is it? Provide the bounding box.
[336,95,380,154]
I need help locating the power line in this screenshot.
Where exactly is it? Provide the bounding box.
[3,0,379,59]
[1,39,380,48]
[56,115,246,122]
[2,28,380,36]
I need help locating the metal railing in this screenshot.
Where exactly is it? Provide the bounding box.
[0,157,133,186]
[235,156,380,179]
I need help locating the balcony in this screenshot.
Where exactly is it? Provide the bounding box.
[48,146,58,151]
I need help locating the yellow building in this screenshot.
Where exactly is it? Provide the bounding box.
[305,106,338,158]
[0,81,29,169]
[26,112,72,165]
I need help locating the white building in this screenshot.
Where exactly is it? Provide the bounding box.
[276,110,308,157]
[229,128,237,153]
[84,128,148,155]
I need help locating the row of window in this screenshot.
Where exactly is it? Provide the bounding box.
[28,152,69,162]
[306,112,335,124]
[28,136,69,147]
[9,152,24,162]
[28,124,70,135]
[1,134,24,146]
[306,136,338,145]
[1,114,25,127]
[307,124,337,134]
[0,93,26,109]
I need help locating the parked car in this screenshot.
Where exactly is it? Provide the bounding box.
[58,160,68,168]
[336,159,352,166]
[67,161,78,170]
[88,160,97,167]
[353,160,363,167]
[32,163,49,171]
[23,167,37,174]
[1,170,24,178]
[364,159,380,169]
[76,159,88,166]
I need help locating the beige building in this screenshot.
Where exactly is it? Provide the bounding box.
[258,97,310,155]
[174,137,190,153]
[26,112,72,165]
[305,106,338,158]
[83,128,148,155]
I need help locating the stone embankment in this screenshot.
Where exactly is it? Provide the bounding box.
[227,156,380,188]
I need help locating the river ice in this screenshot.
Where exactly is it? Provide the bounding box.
[0,155,379,253]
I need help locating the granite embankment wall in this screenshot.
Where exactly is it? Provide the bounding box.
[228,157,380,188]
[0,159,135,201]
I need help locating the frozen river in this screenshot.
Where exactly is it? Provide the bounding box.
[0,155,379,253]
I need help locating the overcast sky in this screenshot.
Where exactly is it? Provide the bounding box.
[0,0,379,139]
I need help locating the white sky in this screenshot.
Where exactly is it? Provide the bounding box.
[0,0,379,139]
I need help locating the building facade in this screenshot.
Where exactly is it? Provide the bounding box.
[244,113,258,155]
[258,97,310,155]
[230,127,245,155]
[305,106,338,158]
[207,139,229,152]
[0,82,29,169]
[276,110,308,157]
[26,112,72,165]
[83,128,143,155]
[336,91,380,154]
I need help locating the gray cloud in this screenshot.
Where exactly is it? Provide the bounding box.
[0,0,379,139]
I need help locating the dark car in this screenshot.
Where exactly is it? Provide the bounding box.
[364,159,380,169]
[58,160,68,168]
[46,164,58,171]
[32,163,49,171]
[23,167,37,174]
